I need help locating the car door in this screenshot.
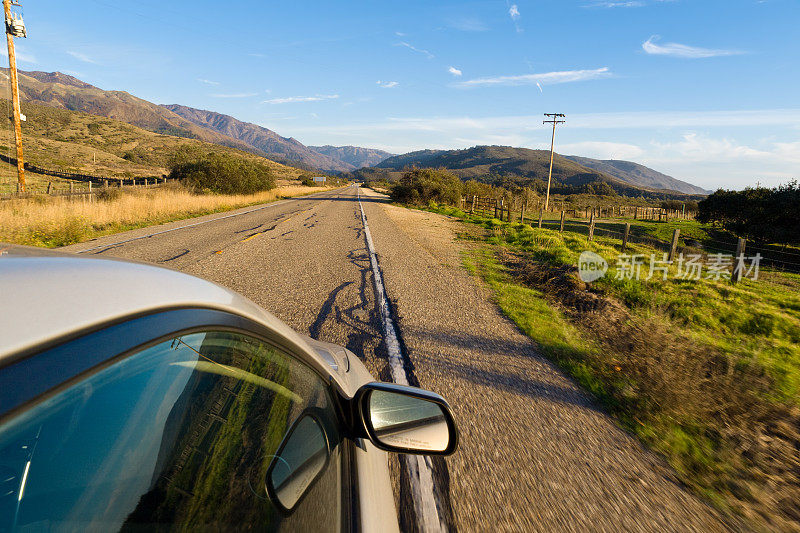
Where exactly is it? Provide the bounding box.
[0,309,353,532]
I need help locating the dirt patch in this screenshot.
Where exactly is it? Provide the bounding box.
[499,247,800,531]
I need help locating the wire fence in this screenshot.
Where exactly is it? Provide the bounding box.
[0,152,167,196]
[461,195,800,274]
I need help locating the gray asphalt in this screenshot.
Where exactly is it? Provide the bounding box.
[62,184,729,532]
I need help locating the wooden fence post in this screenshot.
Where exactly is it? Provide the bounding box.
[470,195,476,214]
[538,210,543,228]
[520,202,526,223]
[588,212,596,241]
[46,182,52,195]
[559,210,565,232]
[732,238,746,284]
[494,199,498,219]
[622,222,630,251]
[668,228,680,262]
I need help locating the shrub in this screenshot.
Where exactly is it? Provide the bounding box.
[390,167,463,206]
[169,152,276,194]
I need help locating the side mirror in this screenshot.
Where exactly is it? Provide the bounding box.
[356,382,458,455]
[266,414,329,513]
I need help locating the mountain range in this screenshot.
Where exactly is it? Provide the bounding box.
[366,146,707,197]
[3,69,708,195]
[3,69,390,173]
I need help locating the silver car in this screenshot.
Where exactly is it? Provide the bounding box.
[0,245,457,532]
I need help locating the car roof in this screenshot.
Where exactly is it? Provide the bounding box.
[0,244,340,386]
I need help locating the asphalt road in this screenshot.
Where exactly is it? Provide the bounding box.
[62,185,728,532]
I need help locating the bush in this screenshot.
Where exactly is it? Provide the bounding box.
[698,180,799,244]
[390,167,463,206]
[169,152,276,194]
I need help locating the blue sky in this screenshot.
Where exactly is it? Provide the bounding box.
[10,0,800,189]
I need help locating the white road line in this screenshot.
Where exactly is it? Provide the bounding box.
[73,188,343,254]
[357,186,446,533]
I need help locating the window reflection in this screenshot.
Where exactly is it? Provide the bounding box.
[0,331,342,532]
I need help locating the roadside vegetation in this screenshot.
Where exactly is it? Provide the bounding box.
[384,169,800,530]
[0,182,330,247]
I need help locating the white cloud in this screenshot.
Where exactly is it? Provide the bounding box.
[395,41,434,59]
[587,1,645,7]
[197,78,220,86]
[458,67,611,87]
[560,141,645,160]
[377,80,399,88]
[210,92,258,98]
[264,94,339,104]
[0,47,35,64]
[508,4,520,20]
[448,17,488,32]
[448,66,462,77]
[67,51,97,64]
[642,36,743,58]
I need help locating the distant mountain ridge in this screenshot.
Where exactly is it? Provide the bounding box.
[308,145,393,169]
[5,69,393,173]
[163,104,348,172]
[564,156,709,195]
[371,146,706,197]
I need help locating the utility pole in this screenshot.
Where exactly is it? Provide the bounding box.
[543,113,565,211]
[3,0,25,193]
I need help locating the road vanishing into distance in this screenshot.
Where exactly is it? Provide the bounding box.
[62,185,727,532]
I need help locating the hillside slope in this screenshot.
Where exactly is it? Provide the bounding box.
[372,146,703,197]
[1,69,263,156]
[308,145,393,168]
[0,98,304,192]
[163,104,350,172]
[565,156,709,195]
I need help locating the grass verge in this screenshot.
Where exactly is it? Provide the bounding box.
[428,202,800,530]
[0,184,333,247]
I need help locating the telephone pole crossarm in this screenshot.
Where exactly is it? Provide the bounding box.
[542,113,566,212]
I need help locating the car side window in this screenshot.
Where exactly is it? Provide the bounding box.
[0,331,343,532]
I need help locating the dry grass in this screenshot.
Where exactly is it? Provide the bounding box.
[0,184,330,247]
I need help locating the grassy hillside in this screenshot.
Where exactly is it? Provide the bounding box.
[0,69,263,155]
[0,99,305,193]
[370,146,702,199]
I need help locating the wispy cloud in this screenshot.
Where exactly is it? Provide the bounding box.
[457,67,611,87]
[507,3,522,32]
[377,80,399,88]
[586,1,645,7]
[210,92,258,98]
[197,78,220,86]
[264,94,339,104]
[448,66,462,77]
[0,47,35,64]
[447,17,488,32]
[395,41,434,59]
[67,50,97,64]
[642,36,743,58]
